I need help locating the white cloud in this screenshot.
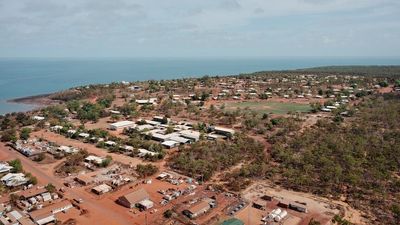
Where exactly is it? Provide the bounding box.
[0,0,399,57]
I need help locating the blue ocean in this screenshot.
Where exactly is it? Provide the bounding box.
[0,57,399,115]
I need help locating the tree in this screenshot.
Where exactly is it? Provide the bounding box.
[26,173,38,185]
[165,125,174,134]
[101,155,112,167]
[163,209,173,218]
[20,127,31,140]
[111,114,121,122]
[66,100,80,112]
[45,183,57,193]
[136,164,159,178]
[1,129,17,142]
[9,159,23,173]
[33,152,45,162]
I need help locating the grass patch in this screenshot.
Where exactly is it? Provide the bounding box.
[223,101,311,115]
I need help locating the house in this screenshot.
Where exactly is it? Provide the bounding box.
[168,136,190,144]
[289,203,308,213]
[29,200,73,225]
[92,184,112,195]
[117,188,152,209]
[0,163,13,174]
[206,133,225,140]
[104,141,116,146]
[1,173,28,187]
[252,200,266,210]
[67,129,77,136]
[121,145,134,152]
[41,193,52,202]
[57,146,78,154]
[138,149,158,158]
[135,124,154,132]
[32,116,45,121]
[183,199,211,219]
[135,98,157,105]
[129,86,141,91]
[213,126,235,138]
[145,120,161,126]
[0,210,23,225]
[161,140,179,149]
[74,174,94,186]
[50,125,63,132]
[137,199,154,210]
[110,110,121,114]
[109,121,135,130]
[179,130,200,142]
[85,155,104,165]
[153,116,170,124]
[78,133,90,138]
[19,188,48,200]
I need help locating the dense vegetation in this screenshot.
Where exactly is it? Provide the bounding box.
[298,66,400,78]
[269,93,400,224]
[170,134,264,181]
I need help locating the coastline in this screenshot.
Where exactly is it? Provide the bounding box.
[4,93,61,114]
[7,93,53,105]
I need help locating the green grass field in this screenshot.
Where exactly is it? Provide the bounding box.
[223,101,311,115]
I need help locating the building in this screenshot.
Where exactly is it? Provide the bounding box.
[57,146,78,154]
[1,173,28,187]
[109,121,135,130]
[213,126,235,138]
[85,155,104,165]
[104,141,116,146]
[29,200,73,225]
[32,116,45,121]
[161,140,179,149]
[179,130,200,142]
[117,188,152,209]
[168,136,190,144]
[153,116,170,124]
[183,200,211,219]
[0,210,24,225]
[78,133,90,138]
[138,149,158,158]
[0,163,13,174]
[135,98,157,105]
[252,200,266,210]
[92,184,112,195]
[19,188,48,200]
[50,125,63,132]
[74,174,94,186]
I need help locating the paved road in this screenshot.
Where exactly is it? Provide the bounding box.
[0,143,133,225]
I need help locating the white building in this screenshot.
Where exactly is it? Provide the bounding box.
[0,163,13,174]
[33,116,45,121]
[109,121,136,130]
[85,155,104,165]
[138,149,158,158]
[161,140,179,149]
[1,173,28,187]
[78,133,90,138]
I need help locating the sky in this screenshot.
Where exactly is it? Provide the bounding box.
[0,0,399,58]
